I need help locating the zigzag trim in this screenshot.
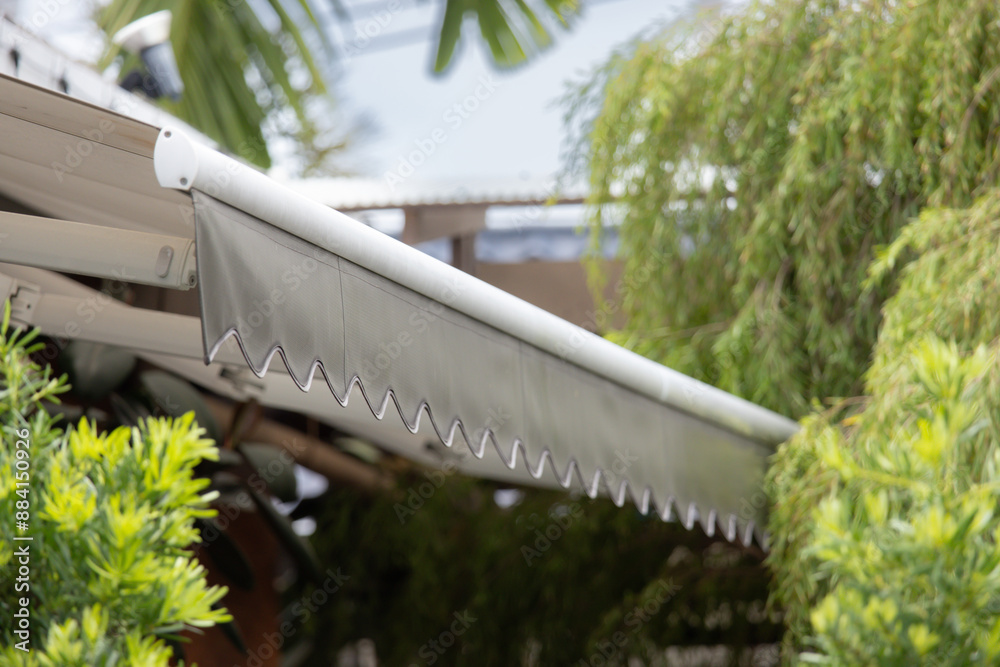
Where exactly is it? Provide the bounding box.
[208,327,765,547]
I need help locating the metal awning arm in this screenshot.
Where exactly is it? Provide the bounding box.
[0,265,248,366]
[0,211,197,290]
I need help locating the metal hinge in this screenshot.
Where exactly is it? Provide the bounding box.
[219,366,266,399]
[0,273,41,326]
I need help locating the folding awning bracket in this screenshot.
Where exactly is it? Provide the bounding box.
[0,266,251,368]
[0,211,197,290]
[0,273,40,325]
[218,366,266,399]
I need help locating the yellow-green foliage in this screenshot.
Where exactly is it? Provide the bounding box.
[767,190,1000,664]
[0,306,229,666]
[572,0,1000,662]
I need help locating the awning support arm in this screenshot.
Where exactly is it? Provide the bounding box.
[0,211,197,290]
[0,273,248,367]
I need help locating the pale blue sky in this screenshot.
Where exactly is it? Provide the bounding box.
[320,0,692,180]
[16,0,703,180]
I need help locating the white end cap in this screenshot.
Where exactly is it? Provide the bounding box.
[154,126,198,191]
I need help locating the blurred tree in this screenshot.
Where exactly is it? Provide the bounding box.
[97,0,578,171]
[770,246,1000,663]
[431,0,578,72]
[571,0,999,416]
[306,476,781,665]
[98,0,340,172]
[564,0,1000,662]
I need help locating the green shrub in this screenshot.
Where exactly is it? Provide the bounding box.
[0,305,228,665]
[767,190,1000,664]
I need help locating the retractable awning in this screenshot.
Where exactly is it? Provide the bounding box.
[152,128,798,545]
[0,73,798,546]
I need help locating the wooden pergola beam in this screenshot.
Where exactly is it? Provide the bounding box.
[203,395,394,494]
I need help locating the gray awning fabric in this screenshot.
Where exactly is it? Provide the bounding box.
[158,128,799,546]
[194,193,773,541]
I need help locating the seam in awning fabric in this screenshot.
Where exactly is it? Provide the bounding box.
[192,191,775,545]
